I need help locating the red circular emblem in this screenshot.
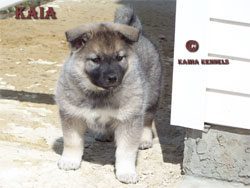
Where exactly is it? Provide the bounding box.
[186,40,199,52]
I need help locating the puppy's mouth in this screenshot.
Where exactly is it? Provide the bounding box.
[100,82,122,90]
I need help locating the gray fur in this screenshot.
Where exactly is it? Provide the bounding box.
[56,7,161,184]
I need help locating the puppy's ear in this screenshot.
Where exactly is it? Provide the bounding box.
[66,32,92,51]
[65,24,96,51]
[65,23,140,50]
[109,23,140,42]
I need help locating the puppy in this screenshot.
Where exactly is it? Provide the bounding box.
[55,7,161,184]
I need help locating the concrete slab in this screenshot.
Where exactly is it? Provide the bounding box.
[179,175,248,188]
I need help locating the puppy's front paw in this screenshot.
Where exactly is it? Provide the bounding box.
[116,172,138,184]
[57,156,81,171]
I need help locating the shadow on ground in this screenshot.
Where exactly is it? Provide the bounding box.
[0,89,55,104]
[53,136,116,165]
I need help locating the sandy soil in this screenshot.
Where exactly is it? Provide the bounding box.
[0,0,185,187]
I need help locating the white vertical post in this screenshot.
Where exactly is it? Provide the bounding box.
[171,0,209,130]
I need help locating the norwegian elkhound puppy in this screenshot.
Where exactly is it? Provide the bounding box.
[55,7,161,184]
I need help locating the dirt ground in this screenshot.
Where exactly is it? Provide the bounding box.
[0,0,185,187]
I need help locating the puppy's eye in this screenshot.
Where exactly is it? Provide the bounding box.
[91,57,101,63]
[116,55,124,61]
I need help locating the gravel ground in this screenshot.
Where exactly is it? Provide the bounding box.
[0,0,185,187]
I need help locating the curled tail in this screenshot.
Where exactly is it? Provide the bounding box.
[114,7,142,31]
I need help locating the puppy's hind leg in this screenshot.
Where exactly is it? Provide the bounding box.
[139,112,154,150]
[58,110,86,171]
[95,129,114,142]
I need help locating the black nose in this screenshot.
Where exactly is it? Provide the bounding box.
[107,74,117,83]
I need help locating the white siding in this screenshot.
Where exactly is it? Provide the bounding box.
[210,0,250,25]
[171,0,250,130]
[206,60,250,95]
[205,90,250,130]
[208,21,250,61]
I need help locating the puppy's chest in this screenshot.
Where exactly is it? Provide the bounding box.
[84,107,118,128]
